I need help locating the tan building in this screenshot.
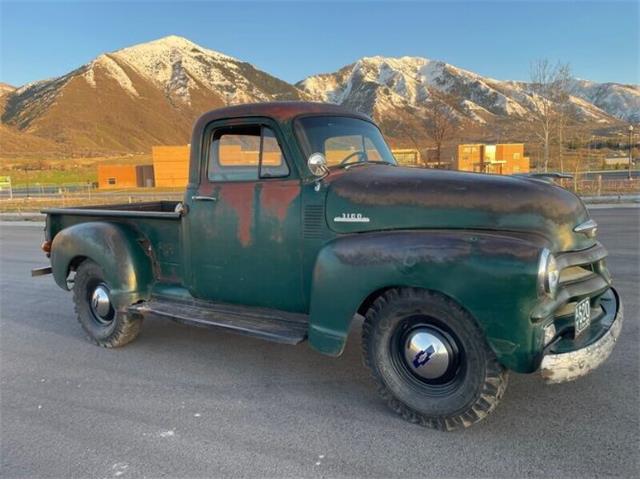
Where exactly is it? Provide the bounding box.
[98,165,137,189]
[604,156,631,166]
[152,145,190,187]
[98,164,155,189]
[392,149,421,166]
[456,143,529,175]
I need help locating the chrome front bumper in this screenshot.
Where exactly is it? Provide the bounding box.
[540,290,623,384]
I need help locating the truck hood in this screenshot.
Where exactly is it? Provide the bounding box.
[324,164,592,252]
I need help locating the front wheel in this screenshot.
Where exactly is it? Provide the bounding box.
[362,288,508,431]
[72,260,142,348]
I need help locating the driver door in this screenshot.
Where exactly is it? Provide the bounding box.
[186,120,304,312]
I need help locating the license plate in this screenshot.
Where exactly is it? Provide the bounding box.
[574,297,591,337]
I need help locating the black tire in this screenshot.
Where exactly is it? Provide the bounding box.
[362,288,508,431]
[72,259,142,348]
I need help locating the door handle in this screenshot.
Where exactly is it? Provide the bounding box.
[191,195,217,202]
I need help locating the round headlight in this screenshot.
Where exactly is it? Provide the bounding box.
[538,249,559,297]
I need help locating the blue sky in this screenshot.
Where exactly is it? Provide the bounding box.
[1,0,638,87]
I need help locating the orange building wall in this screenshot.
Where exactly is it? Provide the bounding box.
[456,144,484,171]
[152,146,190,187]
[392,149,421,166]
[456,143,529,174]
[495,144,529,174]
[98,164,138,189]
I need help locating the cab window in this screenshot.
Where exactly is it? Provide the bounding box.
[295,116,396,168]
[208,126,289,181]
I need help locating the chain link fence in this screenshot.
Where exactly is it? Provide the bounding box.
[1,176,637,214]
[560,177,640,196]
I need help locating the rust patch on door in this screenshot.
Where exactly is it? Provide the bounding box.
[221,183,255,247]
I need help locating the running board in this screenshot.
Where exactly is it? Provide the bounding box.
[128,296,308,345]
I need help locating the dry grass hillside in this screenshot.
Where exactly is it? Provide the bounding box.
[0,36,308,156]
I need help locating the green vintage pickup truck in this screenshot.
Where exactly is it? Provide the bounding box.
[34,102,623,430]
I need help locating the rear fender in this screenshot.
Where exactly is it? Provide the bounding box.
[307,231,542,371]
[50,222,154,309]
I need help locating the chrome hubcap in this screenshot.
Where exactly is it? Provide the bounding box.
[403,328,452,380]
[90,284,113,324]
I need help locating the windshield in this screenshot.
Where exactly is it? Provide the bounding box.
[295,116,397,168]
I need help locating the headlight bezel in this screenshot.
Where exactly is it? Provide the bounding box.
[538,248,560,297]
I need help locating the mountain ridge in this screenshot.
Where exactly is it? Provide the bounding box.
[1,35,637,155]
[297,55,639,125]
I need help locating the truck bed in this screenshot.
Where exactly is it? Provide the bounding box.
[44,201,184,283]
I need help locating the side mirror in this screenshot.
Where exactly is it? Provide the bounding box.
[308,152,329,178]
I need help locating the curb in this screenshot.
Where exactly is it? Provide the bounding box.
[581,195,640,204]
[0,213,46,222]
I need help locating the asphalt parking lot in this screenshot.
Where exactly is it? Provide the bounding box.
[1,207,638,478]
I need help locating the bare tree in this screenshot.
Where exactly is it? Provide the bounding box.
[422,92,460,167]
[381,116,430,167]
[529,59,573,172]
[393,121,422,156]
[554,64,575,172]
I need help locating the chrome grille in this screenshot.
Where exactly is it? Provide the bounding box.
[553,243,611,326]
[556,243,609,296]
[532,243,612,329]
[559,265,595,284]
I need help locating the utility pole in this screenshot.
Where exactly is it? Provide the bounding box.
[629,125,634,180]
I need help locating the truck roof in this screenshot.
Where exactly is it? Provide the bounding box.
[193,101,371,129]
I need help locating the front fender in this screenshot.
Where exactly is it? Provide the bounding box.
[308,230,542,372]
[50,222,154,309]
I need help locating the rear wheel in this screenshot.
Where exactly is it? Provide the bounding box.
[72,260,142,347]
[362,288,508,431]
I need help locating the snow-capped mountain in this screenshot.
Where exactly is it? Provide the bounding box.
[87,35,305,105]
[297,56,639,125]
[1,36,637,154]
[298,56,527,120]
[1,36,308,152]
[570,79,640,123]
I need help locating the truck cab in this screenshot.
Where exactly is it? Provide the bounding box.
[36,102,623,431]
